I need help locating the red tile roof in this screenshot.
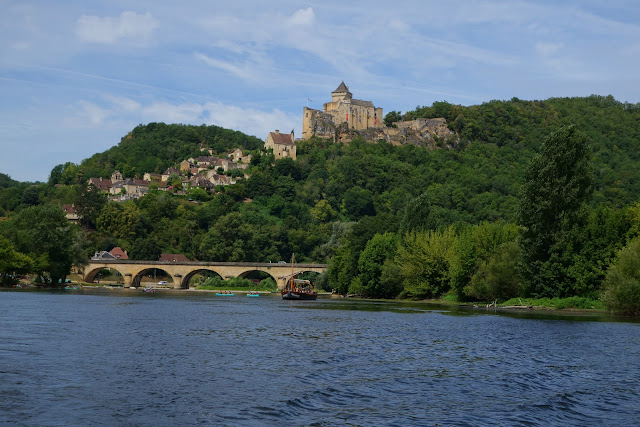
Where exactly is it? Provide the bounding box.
[61,204,76,215]
[109,247,128,259]
[159,253,190,262]
[88,177,113,191]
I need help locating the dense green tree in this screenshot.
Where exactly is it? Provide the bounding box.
[384,110,403,127]
[3,204,84,284]
[96,202,141,240]
[396,227,458,298]
[310,199,336,223]
[351,233,400,298]
[0,173,20,188]
[450,222,519,298]
[464,241,521,301]
[0,235,35,286]
[400,192,435,233]
[601,236,640,314]
[129,237,162,261]
[518,125,593,297]
[20,185,40,206]
[75,182,107,228]
[341,186,375,220]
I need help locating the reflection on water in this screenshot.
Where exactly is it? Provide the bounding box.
[1,289,639,425]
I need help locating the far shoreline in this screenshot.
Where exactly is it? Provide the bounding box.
[5,284,632,318]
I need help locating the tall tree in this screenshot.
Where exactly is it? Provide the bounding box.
[518,125,593,297]
[4,204,84,284]
[75,182,107,229]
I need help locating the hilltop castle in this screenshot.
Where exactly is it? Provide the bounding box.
[302,82,384,139]
[302,82,455,147]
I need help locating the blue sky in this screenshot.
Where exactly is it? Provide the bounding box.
[2,0,640,182]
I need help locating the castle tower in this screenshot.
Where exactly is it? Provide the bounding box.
[331,81,352,103]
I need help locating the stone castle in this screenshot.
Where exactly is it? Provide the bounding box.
[302,82,456,147]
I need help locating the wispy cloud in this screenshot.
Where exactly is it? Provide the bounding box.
[75,11,159,44]
[66,95,297,140]
[195,53,262,82]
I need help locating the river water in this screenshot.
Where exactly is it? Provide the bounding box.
[1,289,639,426]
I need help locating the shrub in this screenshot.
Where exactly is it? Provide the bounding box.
[602,237,640,314]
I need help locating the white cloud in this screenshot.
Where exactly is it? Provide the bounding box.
[66,95,298,140]
[201,102,297,138]
[75,11,158,44]
[104,95,141,112]
[287,8,315,27]
[76,101,109,125]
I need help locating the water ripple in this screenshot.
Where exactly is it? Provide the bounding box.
[0,291,639,425]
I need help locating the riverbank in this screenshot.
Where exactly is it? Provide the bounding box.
[4,283,611,314]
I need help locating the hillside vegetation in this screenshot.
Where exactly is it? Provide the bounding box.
[2,95,640,312]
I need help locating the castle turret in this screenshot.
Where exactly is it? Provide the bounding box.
[331,81,352,102]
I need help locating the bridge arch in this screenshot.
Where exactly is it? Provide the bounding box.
[180,268,225,289]
[85,266,126,285]
[131,267,177,288]
[238,268,278,283]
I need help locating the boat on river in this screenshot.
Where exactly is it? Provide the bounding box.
[247,292,260,297]
[216,292,235,296]
[281,254,317,300]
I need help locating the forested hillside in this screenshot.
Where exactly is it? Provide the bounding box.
[75,123,264,180]
[2,95,640,311]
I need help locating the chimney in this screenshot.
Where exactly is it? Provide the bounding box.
[275,130,279,134]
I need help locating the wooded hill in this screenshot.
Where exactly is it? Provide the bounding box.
[76,123,265,180]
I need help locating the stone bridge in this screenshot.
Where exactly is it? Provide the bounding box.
[84,260,327,290]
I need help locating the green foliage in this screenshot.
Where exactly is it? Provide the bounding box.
[49,162,80,186]
[78,123,263,179]
[396,227,458,298]
[21,185,41,206]
[500,296,604,310]
[400,192,434,233]
[450,222,519,298]
[341,186,375,220]
[384,110,403,127]
[187,187,211,202]
[2,203,85,283]
[0,235,35,286]
[351,233,399,298]
[0,173,20,188]
[464,241,521,301]
[601,237,640,314]
[129,237,161,261]
[75,182,107,228]
[97,202,141,240]
[328,214,399,295]
[518,125,593,297]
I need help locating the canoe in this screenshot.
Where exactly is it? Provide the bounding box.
[216,293,235,296]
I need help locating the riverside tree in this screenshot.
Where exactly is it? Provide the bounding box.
[518,125,593,297]
[2,203,86,284]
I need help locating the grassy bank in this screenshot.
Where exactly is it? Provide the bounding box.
[499,296,604,310]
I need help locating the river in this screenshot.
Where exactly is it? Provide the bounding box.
[1,289,639,426]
